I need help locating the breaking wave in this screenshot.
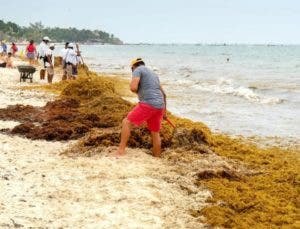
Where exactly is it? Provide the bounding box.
[192,78,285,104]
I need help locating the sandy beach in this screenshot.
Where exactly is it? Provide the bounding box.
[0,59,299,228]
[0,63,216,228]
[0,131,216,228]
[1,2,299,227]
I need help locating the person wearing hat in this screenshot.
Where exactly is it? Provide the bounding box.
[37,36,51,79]
[64,43,80,79]
[37,36,50,60]
[115,58,167,157]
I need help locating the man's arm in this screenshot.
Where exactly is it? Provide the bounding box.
[47,55,53,67]
[160,85,167,117]
[130,77,140,93]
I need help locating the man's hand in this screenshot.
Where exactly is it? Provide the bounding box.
[130,77,140,93]
[163,109,167,120]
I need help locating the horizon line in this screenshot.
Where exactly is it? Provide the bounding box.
[121,42,300,46]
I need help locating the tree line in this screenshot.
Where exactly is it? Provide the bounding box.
[0,20,123,44]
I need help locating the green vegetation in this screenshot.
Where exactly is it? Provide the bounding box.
[0,19,123,44]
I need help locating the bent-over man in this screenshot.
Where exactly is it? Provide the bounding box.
[116,58,167,157]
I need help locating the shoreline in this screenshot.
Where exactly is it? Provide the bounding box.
[86,69,300,149]
[0,60,299,228]
[87,60,299,140]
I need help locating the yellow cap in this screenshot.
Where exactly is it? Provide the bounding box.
[130,58,144,67]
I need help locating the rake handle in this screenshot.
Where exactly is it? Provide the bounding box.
[165,117,176,129]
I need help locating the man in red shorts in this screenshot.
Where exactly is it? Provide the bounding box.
[116,58,166,157]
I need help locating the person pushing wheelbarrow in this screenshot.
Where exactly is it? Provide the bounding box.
[115,58,170,157]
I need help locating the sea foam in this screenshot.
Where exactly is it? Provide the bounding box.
[192,78,284,105]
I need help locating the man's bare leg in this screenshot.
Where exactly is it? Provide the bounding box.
[151,131,161,157]
[116,118,132,156]
[47,74,53,83]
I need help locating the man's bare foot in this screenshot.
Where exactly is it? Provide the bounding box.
[110,149,125,158]
[152,148,161,157]
[153,152,161,157]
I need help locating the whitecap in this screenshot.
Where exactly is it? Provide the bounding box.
[191,78,285,105]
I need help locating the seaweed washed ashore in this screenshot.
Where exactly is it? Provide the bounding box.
[0,64,299,228]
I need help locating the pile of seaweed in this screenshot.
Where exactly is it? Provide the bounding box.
[62,74,214,149]
[200,135,299,228]
[1,68,212,149]
[0,99,104,141]
[1,66,299,228]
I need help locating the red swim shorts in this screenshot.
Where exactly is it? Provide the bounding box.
[127,103,164,132]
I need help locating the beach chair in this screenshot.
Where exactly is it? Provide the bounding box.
[17,65,36,83]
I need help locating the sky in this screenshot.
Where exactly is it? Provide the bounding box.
[1,0,300,44]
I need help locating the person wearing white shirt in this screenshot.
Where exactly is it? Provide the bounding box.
[37,36,51,80]
[64,43,80,79]
[37,36,51,61]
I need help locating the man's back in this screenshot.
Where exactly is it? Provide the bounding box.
[65,49,77,65]
[132,65,164,109]
[38,42,48,57]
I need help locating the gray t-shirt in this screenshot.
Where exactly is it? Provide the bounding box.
[132,65,164,109]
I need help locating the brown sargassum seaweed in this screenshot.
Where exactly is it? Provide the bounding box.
[0,66,299,228]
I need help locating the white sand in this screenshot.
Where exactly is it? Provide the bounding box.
[0,59,59,108]
[0,120,20,130]
[0,65,215,228]
[0,130,214,228]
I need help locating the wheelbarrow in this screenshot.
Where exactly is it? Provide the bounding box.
[17,65,36,83]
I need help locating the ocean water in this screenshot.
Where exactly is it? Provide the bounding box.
[56,44,300,138]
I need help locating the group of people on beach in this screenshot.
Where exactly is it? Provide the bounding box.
[0,37,82,83]
[1,37,167,157]
[0,41,18,56]
[26,36,81,83]
[0,41,17,68]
